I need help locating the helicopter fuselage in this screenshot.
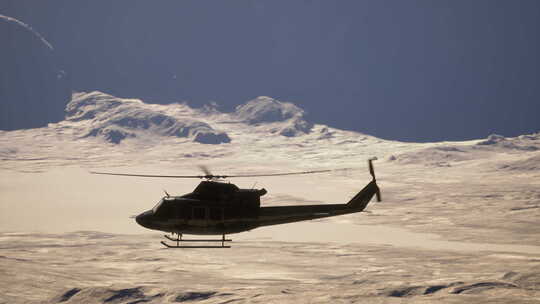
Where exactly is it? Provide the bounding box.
[135,179,380,235]
[136,180,265,234]
[136,197,262,235]
[91,158,381,247]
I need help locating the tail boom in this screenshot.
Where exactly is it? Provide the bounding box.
[346,180,379,211]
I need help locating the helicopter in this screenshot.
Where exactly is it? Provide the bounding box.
[91,158,381,248]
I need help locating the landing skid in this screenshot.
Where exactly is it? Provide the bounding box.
[161,233,232,248]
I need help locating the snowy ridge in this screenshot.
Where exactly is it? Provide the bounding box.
[1,91,388,171]
[234,96,306,124]
[0,91,538,173]
[388,132,540,167]
[67,92,231,144]
[234,96,313,136]
[499,154,540,171]
[476,133,540,151]
[63,92,316,144]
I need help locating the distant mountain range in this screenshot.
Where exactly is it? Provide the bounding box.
[65,92,315,144]
[0,91,538,174]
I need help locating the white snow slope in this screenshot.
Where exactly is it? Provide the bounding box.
[0,91,539,303]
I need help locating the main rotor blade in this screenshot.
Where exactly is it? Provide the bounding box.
[90,167,352,179]
[90,171,204,178]
[224,168,351,178]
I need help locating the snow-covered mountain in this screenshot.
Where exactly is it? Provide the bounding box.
[388,133,540,166]
[66,92,231,144]
[63,92,316,144]
[1,92,540,304]
[0,90,539,174]
[0,91,385,171]
[234,96,313,137]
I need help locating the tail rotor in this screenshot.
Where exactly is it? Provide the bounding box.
[368,157,382,202]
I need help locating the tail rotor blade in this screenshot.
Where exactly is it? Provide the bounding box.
[368,157,381,202]
[368,157,377,180]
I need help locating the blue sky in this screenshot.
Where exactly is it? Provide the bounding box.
[1,1,539,141]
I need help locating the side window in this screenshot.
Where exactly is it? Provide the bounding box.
[182,205,192,220]
[193,207,206,220]
[210,208,223,221]
[174,204,182,218]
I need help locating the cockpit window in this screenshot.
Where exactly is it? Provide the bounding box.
[152,199,164,213]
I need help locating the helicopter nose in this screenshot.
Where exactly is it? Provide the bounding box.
[135,210,153,228]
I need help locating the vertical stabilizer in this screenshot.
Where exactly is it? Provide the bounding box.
[346,158,381,210]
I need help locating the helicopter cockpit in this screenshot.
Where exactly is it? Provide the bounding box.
[152,199,163,213]
[152,197,175,214]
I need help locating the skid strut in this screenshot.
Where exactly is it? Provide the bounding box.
[161,233,232,248]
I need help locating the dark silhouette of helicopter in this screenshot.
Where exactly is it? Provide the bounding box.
[91,158,381,248]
